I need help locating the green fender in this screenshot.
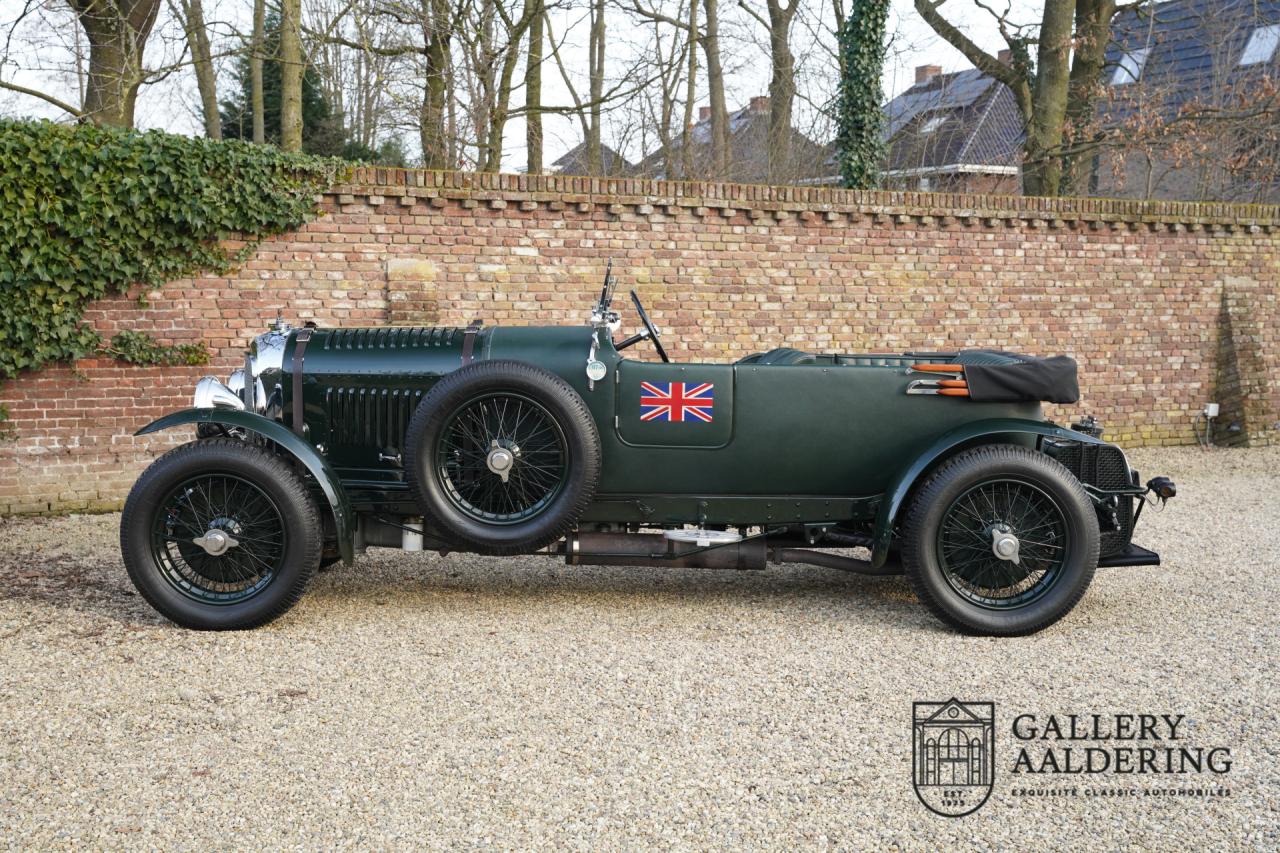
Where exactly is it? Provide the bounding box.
[135,409,355,564]
[870,418,1108,568]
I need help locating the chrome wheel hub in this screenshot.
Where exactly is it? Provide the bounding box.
[990,525,1021,565]
[486,439,518,483]
[193,528,240,556]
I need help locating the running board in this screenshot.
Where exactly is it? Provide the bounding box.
[1097,543,1161,568]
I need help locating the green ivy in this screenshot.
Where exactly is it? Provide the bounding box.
[835,0,892,190]
[0,119,346,384]
[106,330,211,366]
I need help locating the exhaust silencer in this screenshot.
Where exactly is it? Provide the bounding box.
[565,532,766,570]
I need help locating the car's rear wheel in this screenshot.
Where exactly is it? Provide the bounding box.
[900,444,1099,636]
[404,360,601,554]
[120,439,322,630]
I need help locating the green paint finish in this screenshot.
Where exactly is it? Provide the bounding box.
[615,361,733,448]
[155,319,1130,555]
[134,408,356,564]
[867,418,1109,568]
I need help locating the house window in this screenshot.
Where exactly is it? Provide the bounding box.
[1110,47,1150,85]
[920,115,948,134]
[1239,25,1280,66]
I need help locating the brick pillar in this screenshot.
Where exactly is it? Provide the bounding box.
[385,258,440,326]
[1215,278,1279,446]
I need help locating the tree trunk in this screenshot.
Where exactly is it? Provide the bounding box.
[278,0,304,151]
[1061,0,1118,194]
[587,0,606,174]
[171,0,220,139]
[525,0,544,173]
[250,0,266,143]
[420,0,453,169]
[69,0,162,128]
[681,0,699,178]
[701,0,728,176]
[481,6,530,173]
[764,0,798,182]
[1022,0,1075,195]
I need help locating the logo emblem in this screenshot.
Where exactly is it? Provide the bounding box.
[639,381,714,422]
[912,699,995,817]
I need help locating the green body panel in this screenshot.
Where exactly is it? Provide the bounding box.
[266,324,1047,535]
[867,418,1112,567]
[134,408,356,564]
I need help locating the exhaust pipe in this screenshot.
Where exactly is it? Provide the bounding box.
[768,547,901,576]
[561,532,901,576]
[565,532,767,570]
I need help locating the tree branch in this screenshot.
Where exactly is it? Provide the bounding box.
[913,0,1022,90]
[0,78,84,117]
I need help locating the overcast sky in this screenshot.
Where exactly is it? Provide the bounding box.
[0,0,1044,170]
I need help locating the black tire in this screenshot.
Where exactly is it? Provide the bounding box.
[120,439,322,630]
[900,444,1099,636]
[404,360,601,555]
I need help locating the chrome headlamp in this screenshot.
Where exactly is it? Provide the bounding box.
[193,376,246,410]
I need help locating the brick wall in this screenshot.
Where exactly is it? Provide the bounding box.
[2,170,1277,514]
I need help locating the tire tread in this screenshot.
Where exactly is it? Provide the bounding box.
[900,444,1099,636]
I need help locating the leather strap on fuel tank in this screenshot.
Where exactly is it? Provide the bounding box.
[461,320,482,365]
[291,327,312,436]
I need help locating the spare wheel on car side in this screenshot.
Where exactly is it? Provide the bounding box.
[403,360,602,554]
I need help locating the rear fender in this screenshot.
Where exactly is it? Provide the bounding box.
[870,418,1107,568]
[135,409,355,564]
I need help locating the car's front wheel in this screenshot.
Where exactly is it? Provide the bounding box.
[900,444,1099,636]
[120,439,322,630]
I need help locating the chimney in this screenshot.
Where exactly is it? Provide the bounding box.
[699,106,711,122]
[915,64,942,85]
[997,48,1013,66]
[749,95,770,113]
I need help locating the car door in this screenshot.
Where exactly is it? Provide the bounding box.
[613,360,734,449]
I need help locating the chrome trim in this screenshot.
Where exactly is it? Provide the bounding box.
[193,376,247,410]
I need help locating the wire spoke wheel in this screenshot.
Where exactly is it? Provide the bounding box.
[149,473,288,605]
[936,477,1070,609]
[435,392,569,524]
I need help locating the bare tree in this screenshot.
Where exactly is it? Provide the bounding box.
[738,0,798,181]
[638,2,693,177]
[308,0,465,168]
[1093,2,1280,202]
[279,0,303,149]
[631,0,728,175]
[33,0,163,126]
[251,0,266,143]
[525,0,544,172]
[914,0,1138,196]
[167,0,219,138]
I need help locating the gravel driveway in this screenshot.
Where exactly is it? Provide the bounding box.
[1,446,1276,850]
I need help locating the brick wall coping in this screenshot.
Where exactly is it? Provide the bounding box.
[332,167,1280,231]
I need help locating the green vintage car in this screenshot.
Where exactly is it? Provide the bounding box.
[121,271,1174,635]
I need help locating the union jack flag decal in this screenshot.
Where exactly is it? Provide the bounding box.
[639,381,714,423]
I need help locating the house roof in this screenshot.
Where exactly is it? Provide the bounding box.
[548,142,631,177]
[876,68,1024,176]
[630,98,829,184]
[1103,0,1280,120]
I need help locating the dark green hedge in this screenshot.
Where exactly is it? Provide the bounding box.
[0,119,346,382]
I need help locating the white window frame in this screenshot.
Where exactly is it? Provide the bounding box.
[1111,47,1150,85]
[1240,24,1280,66]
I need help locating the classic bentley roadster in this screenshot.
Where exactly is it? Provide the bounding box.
[121,269,1174,635]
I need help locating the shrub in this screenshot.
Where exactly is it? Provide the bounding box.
[0,119,346,383]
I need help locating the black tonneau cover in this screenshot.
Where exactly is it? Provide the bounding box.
[959,352,1080,404]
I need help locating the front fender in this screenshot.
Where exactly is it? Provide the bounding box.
[135,409,355,564]
[870,418,1107,568]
